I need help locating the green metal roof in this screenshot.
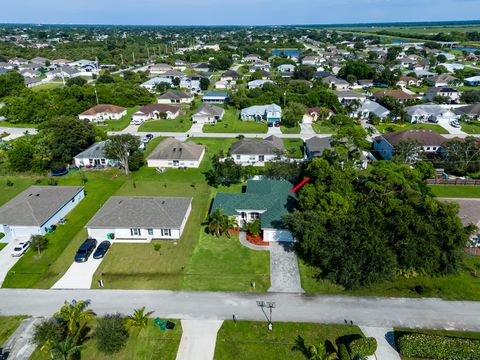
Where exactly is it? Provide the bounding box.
[210,179,296,230]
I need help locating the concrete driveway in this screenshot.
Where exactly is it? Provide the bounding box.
[0,240,27,287]
[437,118,466,135]
[52,256,104,289]
[176,320,223,360]
[268,242,303,293]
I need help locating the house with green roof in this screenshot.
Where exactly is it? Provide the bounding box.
[210,179,297,242]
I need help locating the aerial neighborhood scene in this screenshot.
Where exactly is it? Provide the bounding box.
[1,1,480,359]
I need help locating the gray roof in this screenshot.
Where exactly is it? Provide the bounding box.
[305,136,333,155]
[358,100,390,117]
[0,186,84,226]
[74,141,107,159]
[193,104,225,117]
[86,196,192,229]
[230,135,285,155]
[147,138,205,161]
[439,198,480,228]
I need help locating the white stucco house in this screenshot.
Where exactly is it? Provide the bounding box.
[405,105,459,123]
[192,104,225,124]
[78,104,127,122]
[73,141,118,168]
[228,135,285,166]
[147,138,206,168]
[131,104,181,124]
[0,186,85,242]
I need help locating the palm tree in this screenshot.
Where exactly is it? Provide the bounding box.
[54,300,95,338]
[292,336,338,360]
[125,306,154,330]
[50,336,81,360]
[208,208,225,237]
[222,216,239,239]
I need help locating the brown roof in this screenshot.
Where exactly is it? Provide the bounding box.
[80,104,126,116]
[136,104,181,115]
[373,90,415,100]
[381,129,446,147]
[399,76,417,82]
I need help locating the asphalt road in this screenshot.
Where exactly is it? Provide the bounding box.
[1,289,480,331]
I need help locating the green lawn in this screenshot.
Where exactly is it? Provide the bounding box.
[375,122,449,135]
[299,255,480,301]
[283,139,305,159]
[0,316,27,345]
[0,121,38,128]
[280,125,301,134]
[0,176,44,206]
[138,116,192,133]
[214,321,363,360]
[312,121,337,134]
[461,120,480,134]
[429,185,480,198]
[30,319,182,360]
[203,109,267,134]
[31,83,63,92]
[98,107,137,132]
[0,243,6,251]
[2,170,126,288]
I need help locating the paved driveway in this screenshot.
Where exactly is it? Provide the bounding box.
[0,240,26,287]
[360,326,401,360]
[176,320,223,360]
[268,242,303,293]
[437,118,466,135]
[2,317,45,360]
[51,256,104,289]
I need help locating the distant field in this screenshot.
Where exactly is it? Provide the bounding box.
[346,26,480,35]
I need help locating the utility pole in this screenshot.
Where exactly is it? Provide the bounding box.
[94,86,99,105]
[132,52,135,64]
[120,54,124,66]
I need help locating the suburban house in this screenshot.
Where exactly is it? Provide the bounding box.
[0,186,85,241]
[336,90,367,104]
[131,104,181,123]
[45,67,81,80]
[323,76,350,90]
[302,55,323,66]
[192,104,225,124]
[147,138,206,168]
[424,87,460,103]
[405,104,458,123]
[277,64,295,73]
[78,104,127,122]
[464,76,480,86]
[305,136,334,159]
[396,76,422,88]
[229,135,285,166]
[351,100,390,119]
[220,70,242,82]
[455,103,480,120]
[373,129,447,160]
[141,77,173,91]
[247,79,275,89]
[373,90,416,104]
[302,107,334,123]
[202,92,229,104]
[191,63,210,72]
[73,141,117,168]
[210,179,296,242]
[240,104,282,125]
[24,77,41,88]
[412,69,436,78]
[86,196,192,242]
[428,74,461,87]
[243,54,262,63]
[149,63,174,75]
[157,90,194,104]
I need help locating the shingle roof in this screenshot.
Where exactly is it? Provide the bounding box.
[0,186,84,227]
[158,90,192,101]
[147,138,205,161]
[74,141,107,159]
[135,104,180,115]
[210,179,296,230]
[79,104,126,116]
[455,103,480,117]
[86,196,192,229]
[382,129,447,146]
[230,135,285,155]
[305,136,333,154]
[373,90,415,100]
[193,104,225,117]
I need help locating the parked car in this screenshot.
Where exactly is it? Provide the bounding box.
[74,238,97,263]
[141,137,150,144]
[93,240,111,259]
[146,134,154,140]
[450,120,461,128]
[11,241,30,257]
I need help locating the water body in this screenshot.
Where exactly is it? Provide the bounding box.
[272,49,300,57]
[454,47,480,53]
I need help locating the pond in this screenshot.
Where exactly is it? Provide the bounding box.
[272,49,301,57]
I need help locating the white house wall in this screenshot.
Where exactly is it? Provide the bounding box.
[41,190,85,232]
[87,227,181,242]
[232,154,283,166]
[147,150,204,168]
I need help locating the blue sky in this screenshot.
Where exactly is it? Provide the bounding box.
[1,0,479,25]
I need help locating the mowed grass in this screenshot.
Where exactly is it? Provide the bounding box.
[98,106,138,131]
[0,121,38,128]
[30,82,63,92]
[203,109,267,134]
[0,316,28,345]
[299,255,480,301]
[283,138,304,159]
[214,321,364,360]
[281,125,301,134]
[2,170,126,288]
[138,117,192,132]
[375,122,449,134]
[461,120,480,134]
[30,319,182,360]
[429,185,480,198]
[0,175,44,205]
[312,121,337,134]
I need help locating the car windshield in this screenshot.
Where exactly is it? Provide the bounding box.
[77,249,87,255]
[14,247,22,251]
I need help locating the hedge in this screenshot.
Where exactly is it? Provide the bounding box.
[397,333,480,360]
[338,343,352,360]
[349,337,377,358]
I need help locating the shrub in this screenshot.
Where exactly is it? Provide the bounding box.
[349,337,377,358]
[397,333,480,360]
[338,343,351,360]
[96,314,129,354]
[32,318,65,350]
[47,178,58,186]
[5,179,13,187]
[247,219,261,236]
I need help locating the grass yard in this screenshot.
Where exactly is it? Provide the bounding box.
[280,125,301,134]
[0,121,38,128]
[0,175,44,206]
[98,107,137,131]
[214,321,363,360]
[283,138,304,159]
[0,316,27,345]
[375,122,449,135]
[30,319,182,360]
[0,243,6,251]
[138,117,192,133]
[429,185,480,198]
[30,82,63,92]
[203,109,267,134]
[461,120,480,134]
[312,121,337,134]
[299,255,480,301]
[2,170,126,288]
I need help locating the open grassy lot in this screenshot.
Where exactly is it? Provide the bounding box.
[2,170,126,288]
[98,106,137,131]
[283,138,304,159]
[0,316,27,345]
[214,321,363,360]
[0,175,44,205]
[30,319,182,360]
[461,120,480,134]
[30,82,64,92]
[299,255,480,301]
[312,121,337,134]
[280,125,301,134]
[429,185,480,198]
[375,122,449,135]
[203,109,267,134]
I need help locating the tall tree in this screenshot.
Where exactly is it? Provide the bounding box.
[103,134,141,175]
[54,300,95,339]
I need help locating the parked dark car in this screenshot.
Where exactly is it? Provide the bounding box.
[93,240,111,259]
[74,238,97,263]
[146,134,154,140]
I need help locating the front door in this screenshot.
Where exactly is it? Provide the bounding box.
[173,160,179,167]
[259,155,265,162]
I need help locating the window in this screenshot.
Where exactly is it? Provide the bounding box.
[426,147,430,150]
[71,197,75,203]
[130,228,141,236]
[236,155,240,160]
[147,229,153,235]
[161,229,171,237]
[101,159,106,164]
[259,155,265,162]
[89,159,93,164]
[250,212,260,220]
[249,155,256,161]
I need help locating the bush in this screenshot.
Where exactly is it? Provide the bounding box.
[96,314,129,354]
[247,219,261,236]
[397,333,480,360]
[32,318,65,349]
[5,179,13,187]
[338,343,351,360]
[349,337,377,358]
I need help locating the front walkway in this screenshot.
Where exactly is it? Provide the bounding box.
[238,232,269,251]
[300,123,315,136]
[360,326,401,360]
[2,317,45,360]
[268,242,304,293]
[175,320,223,360]
[52,257,104,289]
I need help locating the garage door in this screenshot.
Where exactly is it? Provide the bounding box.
[263,229,294,242]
